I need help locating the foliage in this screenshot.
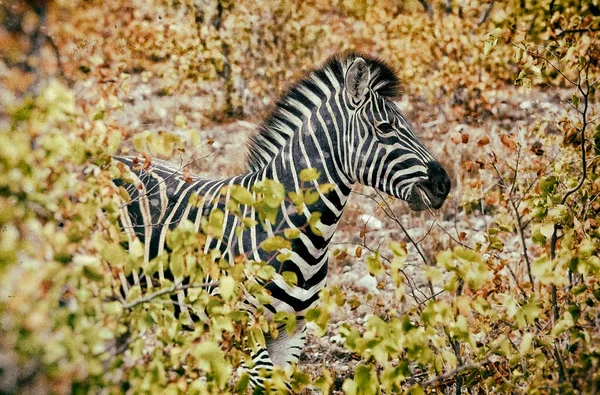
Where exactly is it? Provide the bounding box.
[1,0,599,394]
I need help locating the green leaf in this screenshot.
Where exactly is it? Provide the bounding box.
[273,311,297,335]
[118,185,131,203]
[170,251,185,279]
[551,312,574,337]
[519,332,534,355]
[366,252,384,276]
[303,190,320,205]
[260,235,291,252]
[220,276,236,301]
[236,373,251,394]
[282,271,298,286]
[318,183,335,194]
[389,241,406,257]
[299,168,321,182]
[308,212,323,236]
[101,244,129,268]
[242,217,257,228]
[284,228,301,239]
[484,39,497,56]
[230,185,254,205]
[253,179,285,209]
[305,307,330,336]
[489,27,502,38]
[82,264,104,281]
[93,110,105,120]
[125,285,142,303]
[572,93,580,109]
[353,364,379,395]
[193,341,232,389]
[207,209,224,237]
[288,191,304,215]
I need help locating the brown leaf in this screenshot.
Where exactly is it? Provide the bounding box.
[450,132,462,145]
[500,134,517,151]
[376,281,386,290]
[484,191,499,205]
[335,250,348,261]
[585,218,598,230]
[459,232,467,241]
[477,136,490,146]
[183,168,194,184]
[143,155,152,170]
[461,133,469,144]
[530,141,544,156]
[355,246,363,258]
[469,179,481,188]
[464,161,474,171]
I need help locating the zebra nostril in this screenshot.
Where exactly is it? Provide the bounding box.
[426,161,451,198]
[435,181,449,197]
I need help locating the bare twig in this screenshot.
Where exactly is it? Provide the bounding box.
[505,262,529,300]
[418,0,433,19]
[374,190,432,267]
[422,338,505,387]
[445,0,452,14]
[557,27,600,37]
[477,0,495,26]
[122,281,218,309]
[489,152,535,288]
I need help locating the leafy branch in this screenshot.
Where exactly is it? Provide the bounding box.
[121,281,218,310]
[489,148,535,288]
[421,336,505,388]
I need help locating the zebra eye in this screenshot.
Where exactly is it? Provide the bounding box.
[376,122,395,134]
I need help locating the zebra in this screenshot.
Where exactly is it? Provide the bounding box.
[113,52,451,388]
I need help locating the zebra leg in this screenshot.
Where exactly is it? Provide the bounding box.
[246,346,275,390]
[246,319,307,391]
[266,319,306,368]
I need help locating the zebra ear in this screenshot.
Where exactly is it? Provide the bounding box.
[345,57,370,103]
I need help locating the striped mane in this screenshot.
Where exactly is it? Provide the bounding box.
[246,52,401,171]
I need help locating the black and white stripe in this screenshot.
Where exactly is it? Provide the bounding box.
[114,52,451,386]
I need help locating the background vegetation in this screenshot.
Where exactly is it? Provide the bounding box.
[1,0,599,393]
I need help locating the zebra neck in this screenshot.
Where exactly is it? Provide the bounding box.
[248,66,356,185]
[262,153,352,243]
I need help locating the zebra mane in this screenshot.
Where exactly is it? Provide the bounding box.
[246,52,401,171]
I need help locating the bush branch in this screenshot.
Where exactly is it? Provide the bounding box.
[122,281,218,309]
[422,338,504,387]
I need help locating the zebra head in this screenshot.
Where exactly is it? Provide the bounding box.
[344,55,451,211]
